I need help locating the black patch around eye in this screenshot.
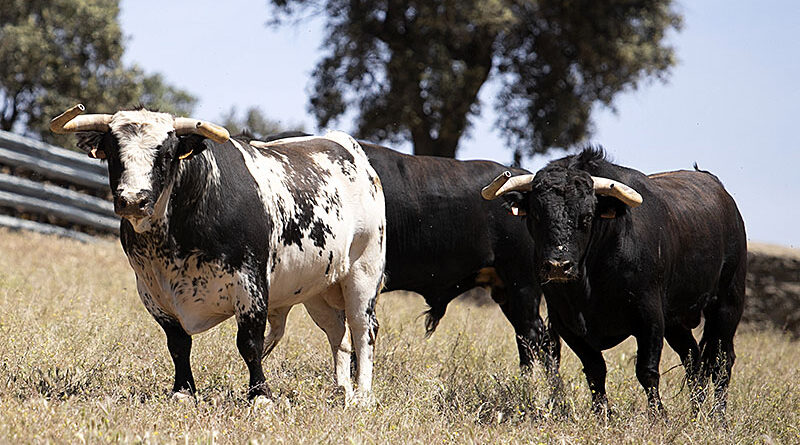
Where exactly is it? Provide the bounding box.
[500,191,530,217]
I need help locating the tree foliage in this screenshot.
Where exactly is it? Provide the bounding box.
[271,0,681,158]
[219,106,304,141]
[0,0,196,144]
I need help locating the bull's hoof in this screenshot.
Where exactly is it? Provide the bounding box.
[252,395,274,412]
[171,391,194,404]
[347,391,376,409]
[547,396,572,420]
[247,382,273,401]
[334,383,355,404]
[647,407,669,425]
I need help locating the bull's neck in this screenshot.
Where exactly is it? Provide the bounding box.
[138,151,221,237]
[121,151,226,258]
[170,151,221,218]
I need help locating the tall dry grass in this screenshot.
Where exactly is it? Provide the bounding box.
[0,228,797,443]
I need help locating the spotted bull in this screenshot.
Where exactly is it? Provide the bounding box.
[483,147,746,420]
[50,105,386,405]
[253,135,560,373]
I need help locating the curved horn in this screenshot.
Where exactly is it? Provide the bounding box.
[481,171,512,200]
[174,117,230,144]
[481,172,535,200]
[49,104,111,134]
[591,176,643,207]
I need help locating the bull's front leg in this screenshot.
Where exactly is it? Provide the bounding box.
[635,313,666,417]
[497,286,567,416]
[157,318,196,399]
[236,308,271,401]
[559,326,609,418]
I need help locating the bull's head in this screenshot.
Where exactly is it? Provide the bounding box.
[50,104,230,232]
[482,167,642,283]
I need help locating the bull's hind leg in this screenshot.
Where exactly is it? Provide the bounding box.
[341,266,382,407]
[665,326,705,415]
[304,293,354,400]
[263,307,291,358]
[700,259,745,421]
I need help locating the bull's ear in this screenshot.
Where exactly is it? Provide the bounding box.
[75,132,107,160]
[499,191,528,217]
[176,134,210,161]
[596,196,627,219]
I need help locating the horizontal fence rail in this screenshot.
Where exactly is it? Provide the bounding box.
[0,214,98,243]
[0,130,117,240]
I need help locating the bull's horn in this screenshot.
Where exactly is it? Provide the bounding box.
[591,176,643,207]
[174,117,230,144]
[481,171,512,200]
[481,172,535,200]
[49,104,111,134]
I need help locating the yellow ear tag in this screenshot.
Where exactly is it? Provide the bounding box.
[178,149,193,160]
[89,147,105,159]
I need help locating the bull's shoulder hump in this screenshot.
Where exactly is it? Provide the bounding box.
[322,131,368,158]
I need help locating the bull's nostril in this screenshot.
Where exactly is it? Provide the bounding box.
[114,193,151,216]
[545,259,573,277]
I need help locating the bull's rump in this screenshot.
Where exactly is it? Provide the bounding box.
[644,170,746,321]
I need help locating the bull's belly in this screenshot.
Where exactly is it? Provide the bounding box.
[263,237,352,309]
[170,275,238,334]
[267,256,342,309]
[133,257,242,335]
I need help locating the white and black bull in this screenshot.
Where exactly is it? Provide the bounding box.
[50,105,386,405]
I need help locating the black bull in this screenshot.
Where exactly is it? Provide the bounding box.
[262,132,559,370]
[486,148,747,419]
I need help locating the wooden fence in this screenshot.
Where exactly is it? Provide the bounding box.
[0,130,118,241]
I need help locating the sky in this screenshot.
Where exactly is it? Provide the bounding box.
[119,1,800,247]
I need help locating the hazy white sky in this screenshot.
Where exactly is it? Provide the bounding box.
[119,1,800,247]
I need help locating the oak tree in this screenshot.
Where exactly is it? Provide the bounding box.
[271,0,681,158]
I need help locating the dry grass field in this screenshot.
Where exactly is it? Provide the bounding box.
[0,228,798,444]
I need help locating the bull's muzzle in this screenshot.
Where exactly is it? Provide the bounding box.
[114,191,154,219]
[541,259,578,283]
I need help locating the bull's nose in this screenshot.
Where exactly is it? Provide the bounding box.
[543,259,575,280]
[114,192,153,217]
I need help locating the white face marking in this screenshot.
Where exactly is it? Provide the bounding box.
[109,110,174,199]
